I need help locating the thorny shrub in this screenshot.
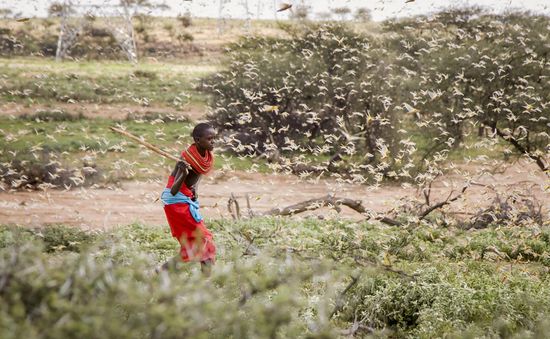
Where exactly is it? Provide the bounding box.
[0,152,101,191]
[204,23,410,182]
[205,10,549,185]
[1,218,550,337]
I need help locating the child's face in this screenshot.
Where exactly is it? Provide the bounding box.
[195,128,216,151]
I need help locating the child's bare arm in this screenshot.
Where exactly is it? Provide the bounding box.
[191,178,201,201]
[170,161,188,196]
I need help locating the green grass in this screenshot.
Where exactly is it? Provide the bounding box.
[215,153,271,172]
[0,116,272,182]
[403,118,509,164]
[0,116,192,153]
[0,116,192,182]
[1,218,549,337]
[0,57,217,107]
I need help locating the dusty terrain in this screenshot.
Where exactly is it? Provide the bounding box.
[0,159,547,229]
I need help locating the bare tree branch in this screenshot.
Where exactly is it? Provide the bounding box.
[261,194,402,226]
[227,192,241,220]
[418,184,469,220]
[245,193,254,218]
[483,121,548,172]
[330,274,360,318]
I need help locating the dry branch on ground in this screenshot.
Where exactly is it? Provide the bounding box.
[227,193,402,226]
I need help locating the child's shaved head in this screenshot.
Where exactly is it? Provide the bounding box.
[192,123,214,140]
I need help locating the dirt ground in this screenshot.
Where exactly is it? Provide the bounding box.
[0,159,547,229]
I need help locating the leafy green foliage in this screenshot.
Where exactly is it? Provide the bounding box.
[1,218,550,337]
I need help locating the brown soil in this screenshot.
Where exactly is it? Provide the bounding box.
[0,159,547,230]
[1,102,206,121]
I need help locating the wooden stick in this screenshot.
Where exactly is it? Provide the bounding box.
[110,126,189,167]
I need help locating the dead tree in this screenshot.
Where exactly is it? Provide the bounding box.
[217,0,230,35]
[108,1,138,63]
[55,1,83,61]
[55,1,138,63]
[242,0,251,32]
[228,192,241,220]
[418,182,469,221]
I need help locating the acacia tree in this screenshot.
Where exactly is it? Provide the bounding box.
[354,7,371,22]
[204,24,414,180]
[411,10,550,171]
[289,5,310,21]
[332,7,351,21]
[205,10,548,183]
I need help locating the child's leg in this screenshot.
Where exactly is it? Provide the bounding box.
[158,254,182,272]
[200,259,213,276]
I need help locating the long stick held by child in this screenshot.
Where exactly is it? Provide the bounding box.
[109,126,190,169]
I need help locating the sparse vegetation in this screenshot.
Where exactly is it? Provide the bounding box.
[0,17,289,59]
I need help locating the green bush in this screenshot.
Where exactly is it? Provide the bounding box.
[2,218,549,337]
[0,225,95,252]
[39,226,96,252]
[132,69,158,80]
[20,110,84,122]
[386,9,550,171]
[339,263,550,337]
[204,23,412,181]
[204,10,549,183]
[177,32,194,43]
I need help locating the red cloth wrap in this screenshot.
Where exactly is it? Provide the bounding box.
[163,175,216,262]
[181,144,214,175]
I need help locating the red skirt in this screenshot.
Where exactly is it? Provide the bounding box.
[163,176,216,262]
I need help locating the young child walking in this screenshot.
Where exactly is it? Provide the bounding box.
[159,123,217,275]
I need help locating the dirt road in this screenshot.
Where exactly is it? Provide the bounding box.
[0,160,547,229]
